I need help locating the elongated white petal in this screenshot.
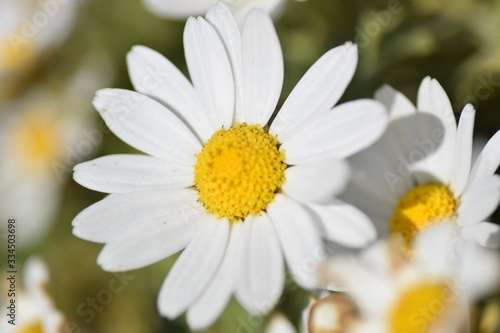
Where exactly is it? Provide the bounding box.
[73,154,193,193]
[450,104,475,196]
[93,89,201,162]
[322,257,394,318]
[206,2,243,117]
[184,17,234,130]
[72,189,203,243]
[237,213,285,314]
[415,77,457,184]
[97,215,202,271]
[268,195,324,289]
[456,241,500,300]
[187,222,246,330]
[143,0,215,19]
[282,159,350,204]
[127,45,215,142]
[375,84,416,121]
[158,217,230,319]
[467,130,500,189]
[413,224,455,278]
[237,9,283,125]
[457,175,500,226]
[270,43,358,140]
[461,222,500,249]
[308,201,377,248]
[281,99,388,164]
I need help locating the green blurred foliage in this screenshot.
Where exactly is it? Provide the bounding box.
[13,0,500,332]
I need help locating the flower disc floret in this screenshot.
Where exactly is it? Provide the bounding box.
[194,123,286,221]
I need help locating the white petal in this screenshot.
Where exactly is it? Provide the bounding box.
[158,217,230,319]
[143,0,215,19]
[282,159,350,204]
[270,43,358,140]
[127,45,215,142]
[97,214,202,271]
[72,189,203,243]
[93,89,201,162]
[187,222,246,330]
[267,195,325,289]
[322,257,394,318]
[450,104,475,197]
[374,84,416,120]
[456,241,500,300]
[307,201,377,248]
[457,175,500,226]
[413,224,456,278]
[73,154,193,193]
[184,17,234,130]
[414,77,457,184]
[206,2,243,119]
[467,130,500,189]
[461,222,500,249]
[237,213,285,314]
[231,0,286,25]
[281,99,388,164]
[237,9,283,125]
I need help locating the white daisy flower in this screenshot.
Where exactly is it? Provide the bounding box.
[72,3,388,329]
[320,225,500,333]
[0,0,81,104]
[341,77,500,256]
[143,0,285,25]
[1,257,66,333]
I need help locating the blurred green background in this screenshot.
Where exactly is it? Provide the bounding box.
[4,0,500,332]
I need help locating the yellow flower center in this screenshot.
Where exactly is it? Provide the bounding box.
[18,322,43,333]
[390,183,458,254]
[194,123,286,222]
[389,281,454,333]
[1,28,36,71]
[8,107,64,177]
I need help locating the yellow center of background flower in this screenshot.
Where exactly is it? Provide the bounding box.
[389,282,453,333]
[1,28,36,71]
[19,321,43,333]
[194,123,286,222]
[390,183,457,255]
[9,107,64,178]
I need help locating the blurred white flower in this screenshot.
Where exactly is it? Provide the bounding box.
[72,3,388,330]
[0,52,113,249]
[143,0,286,25]
[1,257,66,333]
[321,224,500,333]
[0,0,82,104]
[342,77,500,256]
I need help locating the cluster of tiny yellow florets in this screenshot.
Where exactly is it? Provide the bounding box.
[194,123,286,222]
[389,281,453,333]
[390,183,458,255]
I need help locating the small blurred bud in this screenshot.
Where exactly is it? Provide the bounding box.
[308,294,359,333]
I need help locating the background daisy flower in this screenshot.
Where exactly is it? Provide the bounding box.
[0,54,112,249]
[0,0,81,105]
[143,0,286,25]
[1,257,67,333]
[72,3,387,329]
[320,225,500,333]
[341,77,500,255]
